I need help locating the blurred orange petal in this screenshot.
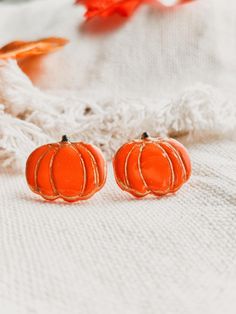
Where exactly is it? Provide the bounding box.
[0,37,69,60]
[76,0,195,19]
[77,0,142,19]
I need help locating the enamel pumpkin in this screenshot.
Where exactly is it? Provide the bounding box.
[26,136,107,202]
[113,132,191,198]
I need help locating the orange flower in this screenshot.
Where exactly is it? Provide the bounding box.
[0,37,69,60]
[77,0,143,19]
[76,0,195,20]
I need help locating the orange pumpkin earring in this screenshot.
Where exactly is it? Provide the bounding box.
[113,132,191,198]
[26,135,107,202]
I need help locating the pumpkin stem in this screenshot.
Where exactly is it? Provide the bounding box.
[61,135,69,142]
[141,132,150,140]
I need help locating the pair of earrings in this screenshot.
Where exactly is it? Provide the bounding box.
[26,133,191,202]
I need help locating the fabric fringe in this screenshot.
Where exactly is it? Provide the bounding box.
[0,60,235,172]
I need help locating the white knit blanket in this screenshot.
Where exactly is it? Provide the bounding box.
[0,0,236,313]
[0,0,236,171]
[1,140,236,314]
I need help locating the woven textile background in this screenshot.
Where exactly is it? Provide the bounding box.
[0,140,236,314]
[0,0,236,313]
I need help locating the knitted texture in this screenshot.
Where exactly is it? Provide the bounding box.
[0,140,236,314]
[0,1,236,313]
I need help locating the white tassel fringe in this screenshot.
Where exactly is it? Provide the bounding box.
[0,60,235,172]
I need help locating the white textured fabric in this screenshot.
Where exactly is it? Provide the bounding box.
[0,0,236,100]
[0,140,236,314]
[0,0,236,313]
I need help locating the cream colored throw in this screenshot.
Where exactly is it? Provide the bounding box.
[0,0,236,313]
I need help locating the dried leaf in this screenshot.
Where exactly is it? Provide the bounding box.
[0,37,69,60]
